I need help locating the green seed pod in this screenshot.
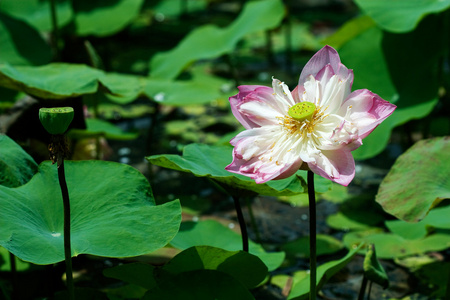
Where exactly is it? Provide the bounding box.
[39,107,74,135]
[288,102,316,121]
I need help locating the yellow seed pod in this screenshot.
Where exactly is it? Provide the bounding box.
[288,102,316,121]
[39,107,74,135]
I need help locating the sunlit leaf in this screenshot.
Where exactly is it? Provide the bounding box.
[322,15,376,49]
[149,0,208,18]
[288,244,364,299]
[0,134,38,188]
[343,230,450,259]
[0,0,72,32]
[0,161,181,264]
[144,79,223,106]
[73,0,144,36]
[99,72,147,104]
[354,0,450,33]
[170,220,285,272]
[149,0,285,79]
[147,143,332,196]
[376,137,450,222]
[385,220,428,240]
[0,12,52,65]
[0,63,102,99]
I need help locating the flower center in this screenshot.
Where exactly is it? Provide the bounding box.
[278,103,327,139]
[288,102,316,121]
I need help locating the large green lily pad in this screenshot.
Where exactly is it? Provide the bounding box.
[73,0,144,37]
[355,0,450,33]
[144,269,255,300]
[147,143,331,197]
[0,12,52,66]
[0,63,102,99]
[105,245,267,291]
[0,161,181,264]
[0,63,225,105]
[149,0,285,79]
[0,0,73,32]
[376,137,450,222]
[0,134,38,188]
[170,220,285,272]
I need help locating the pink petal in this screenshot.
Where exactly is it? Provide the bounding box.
[229,85,287,129]
[298,45,354,90]
[299,46,341,84]
[307,149,355,186]
[230,85,271,129]
[340,89,396,139]
[225,128,303,184]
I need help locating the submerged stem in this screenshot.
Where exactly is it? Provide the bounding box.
[57,159,75,300]
[232,195,249,252]
[307,170,317,300]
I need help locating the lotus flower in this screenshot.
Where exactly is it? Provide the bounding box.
[225,45,396,186]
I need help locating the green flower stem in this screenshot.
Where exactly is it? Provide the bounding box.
[357,275,368,300]
[307,170,317,300]
[244,197,262,244]
[57,158,75,300]
[446,265,450,300]
[49,0,60,60]
[9,252,17,298]
[232,195,249,252]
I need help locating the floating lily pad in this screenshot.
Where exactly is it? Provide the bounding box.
[170,220,285,272]
[355,0,450,33]
[0,134,38,187]
[0,161,181,264]
[149,0,285,79]
[144,79,223,106]
[376,137,450,222]
[281,234,344,259]
[343,230,450,259]
[147,143,331,197]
